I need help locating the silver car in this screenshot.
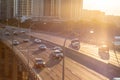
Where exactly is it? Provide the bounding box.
[53,46,63,52]
[52,50,63,59]
[34,39,41,44]
[39,44,47,50]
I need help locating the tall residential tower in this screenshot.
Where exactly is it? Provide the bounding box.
[1,0,83,20]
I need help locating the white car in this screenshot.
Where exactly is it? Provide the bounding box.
[23,39,30,42]
[71,38,80,50]
[53,46,63,52]
[52,50,63,59]
[39,44,47,50]
[34,39,41,44]
[20,30,25,33]
[34,58,46,68]
[13,40,19,45]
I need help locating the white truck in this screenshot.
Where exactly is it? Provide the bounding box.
[113,36,120,51]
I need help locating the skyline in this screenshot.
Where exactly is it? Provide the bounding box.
[83,0,120,16]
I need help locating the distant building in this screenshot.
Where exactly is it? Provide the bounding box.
[14,0,32,18]
[1,0,83,20]
[0,0,14,19]
[32,0,83,21]
[61,0,83,20]
[82,9,105,22]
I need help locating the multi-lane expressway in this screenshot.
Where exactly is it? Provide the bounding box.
[0,26,120,80]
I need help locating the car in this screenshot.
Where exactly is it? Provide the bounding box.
[98,44,109,54]
[113,78,120,80]
[20,30,25,33]
[52,50,63,59]
[34,39,41,44]
[39,44,47,50]
[13,31,18,35]
[34,58,46,68]
[52,46,63,52]
[5,32,10,36]
[23,39,30,42]
[71,38,80,50]
[13,40,20,45]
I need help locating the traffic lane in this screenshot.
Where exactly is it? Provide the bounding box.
[22,42,107,80]
[65,47,120,80]
[1,32,109,80]
[28,47,108,80]
[29,32,109,63]
[3,29,119,79]
[3,29,120,79]
[30,32,120,67]
[65,57,108,80]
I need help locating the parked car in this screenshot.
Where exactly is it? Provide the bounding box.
[39,44,47,50]
[13,40,20,45]
[34,39,41,44]
[34,58,46,68]
[52,50,63,59]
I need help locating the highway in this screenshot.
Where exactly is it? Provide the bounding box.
[0,26,120,80]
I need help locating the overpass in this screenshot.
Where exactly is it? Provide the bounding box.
[0,26,120,80]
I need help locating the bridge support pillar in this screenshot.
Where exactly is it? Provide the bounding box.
[22,71,29,80]
[12,56,18,80]
[4,48,10,78]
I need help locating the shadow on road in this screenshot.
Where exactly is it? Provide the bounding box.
[98,52,110,60]
[46,54,61,68]
[65,48,120,80]
[32,49,45,55]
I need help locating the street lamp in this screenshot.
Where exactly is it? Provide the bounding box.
[62,37,67,80]
[6,19,8,26]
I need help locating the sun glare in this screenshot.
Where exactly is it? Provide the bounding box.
[83,0,120,15]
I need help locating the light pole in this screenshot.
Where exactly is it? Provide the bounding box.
[27,20,35,80]
[62,37,67,80]
[6,19,8,26]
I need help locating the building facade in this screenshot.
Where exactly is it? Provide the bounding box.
[32,0,83,20]
[14,0,32,18]
[0,0,14,19]
[0,0,83,20]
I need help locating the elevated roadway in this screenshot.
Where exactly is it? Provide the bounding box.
[0,26,120,80]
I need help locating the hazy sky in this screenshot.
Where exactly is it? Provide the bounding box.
[83,0,120,16]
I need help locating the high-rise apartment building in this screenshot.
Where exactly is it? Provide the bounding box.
[0,0,83,20]
[61,0,83,20]
[0,0,14,19]
[32,0,83,20]
[14,0,32,17]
